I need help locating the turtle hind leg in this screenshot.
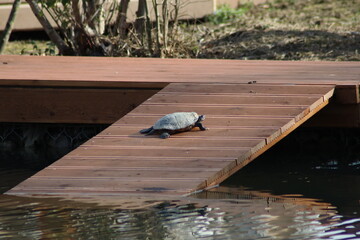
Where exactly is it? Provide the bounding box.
[146,129,157,136]
[195,123,207,131]
[140,127,153,134]
[160,132,171,139]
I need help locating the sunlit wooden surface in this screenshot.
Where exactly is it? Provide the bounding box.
[1,55,359,203]
[0,55,359,86]
[6,82,335,198]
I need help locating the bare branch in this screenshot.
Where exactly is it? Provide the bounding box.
[72,0,83,28]
[0,0,21,54]
[135,0,147,39]
[25,0,74,55]
[115,0,130,38]
[162,0,169,55]
[152,0,161,54]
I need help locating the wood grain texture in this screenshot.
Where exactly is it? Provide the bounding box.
[0,56,357,126]
[6,82,335,200]
[0,87,158,123]
[0,55,359,87]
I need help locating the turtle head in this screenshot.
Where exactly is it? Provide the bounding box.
[198,115,205,122]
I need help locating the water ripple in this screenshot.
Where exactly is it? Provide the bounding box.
[0,189,359,240]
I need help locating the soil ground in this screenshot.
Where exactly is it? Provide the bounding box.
[196,0,360,60]
[3,0,360,61]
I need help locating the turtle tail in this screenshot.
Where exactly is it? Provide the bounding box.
[139,127,153,134]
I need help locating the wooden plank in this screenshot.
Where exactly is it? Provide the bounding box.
[148,93,322,106]
[162,83,335,95]
[70,147,249,158]
[0,87,158,123]
[0,56,357,127]
[335,85,360,104]
[130,105,308,116]
[95,126,280,137]
[83,138,262,148]
[112,115,293,127]
[1,56,359,87]
[62,155,237,161]
[206,98,332,187]
[6,82,336,202]
[10,178,198,194]
[0,81,341,125]
[34,168,219,179]
[51,158,236,169]
[305,102,360,128]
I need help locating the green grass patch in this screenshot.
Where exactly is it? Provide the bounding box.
[3,40,57,56]
[206,4,252,25]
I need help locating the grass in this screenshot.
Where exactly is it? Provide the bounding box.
[3,0,360,61]
[205,4,252,25]
[197,0,360,60]
[3,40,57,56]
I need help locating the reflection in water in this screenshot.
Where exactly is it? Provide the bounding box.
[194,187,355,239]
[1,163,357,239]
[0,184,359,239]
[0,127,359,239]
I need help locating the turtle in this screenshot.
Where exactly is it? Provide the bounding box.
[139,112,207,139]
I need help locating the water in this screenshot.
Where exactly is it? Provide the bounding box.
[0,167,359,239]
[0,127,359,239]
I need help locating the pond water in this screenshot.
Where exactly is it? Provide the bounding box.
[0,127,359,239]
[0,168,360,239]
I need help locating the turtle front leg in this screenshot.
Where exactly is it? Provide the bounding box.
[195,123,207,131]
[160,132,171,139]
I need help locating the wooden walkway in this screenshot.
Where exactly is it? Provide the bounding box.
[1,56,358,204]
[1,56,359,86]
[1,55,359,126]
[6,82,334,198]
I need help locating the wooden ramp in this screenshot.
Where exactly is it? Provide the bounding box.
[6,82,335,200]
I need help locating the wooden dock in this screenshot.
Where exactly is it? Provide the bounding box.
[1,55,359,204]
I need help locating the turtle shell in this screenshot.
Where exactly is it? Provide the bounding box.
[153,112,199,131]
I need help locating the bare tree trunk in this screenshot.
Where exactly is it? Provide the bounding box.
[0,0,21,54]
[152,0,161,55]
[115,0,130,38]
[135,0,147,39]
[144,0,153,54]
[96,1,106,35]
[85,0,105,35]
[72,0,83,27]
[86,0,96,25]
[72,0,88,55]
[26,0,74,55]
[162,0,169,56]
[171,0,180,35]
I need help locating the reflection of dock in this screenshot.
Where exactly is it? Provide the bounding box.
[1,55,359,201]
[194,186,334,208]
[0,190,340,240]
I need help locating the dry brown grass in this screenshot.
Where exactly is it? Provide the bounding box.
[196,0,360,60]
[4,0,360,61]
